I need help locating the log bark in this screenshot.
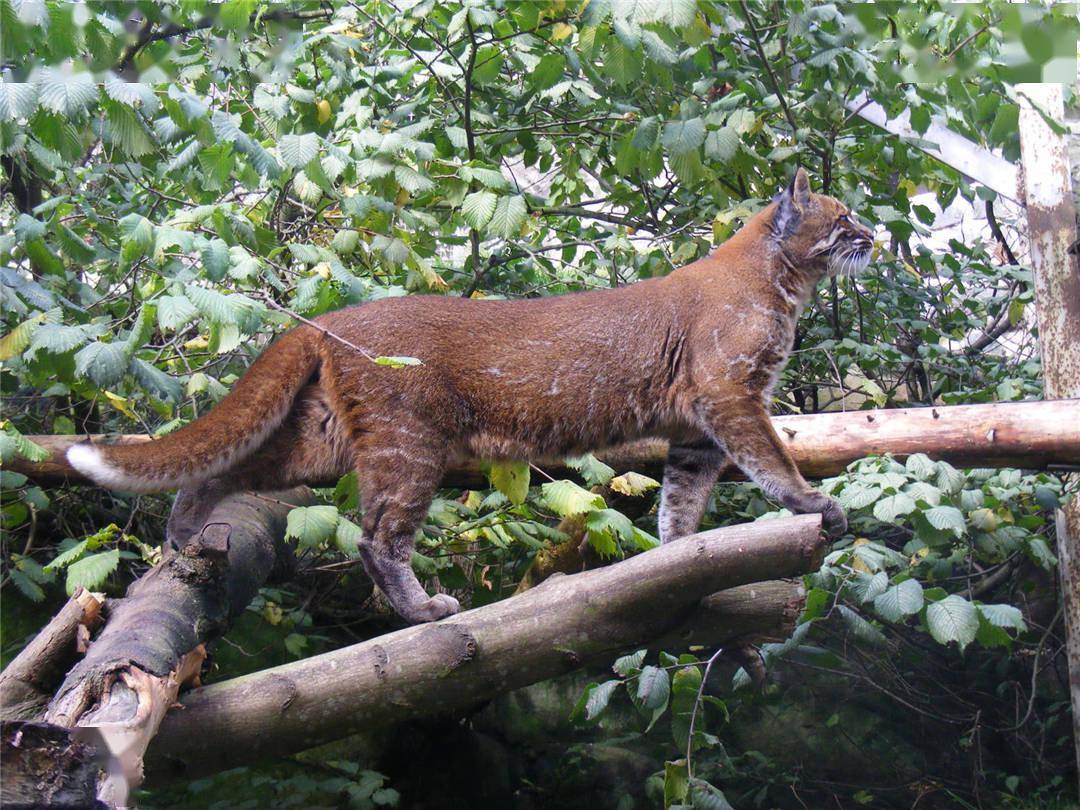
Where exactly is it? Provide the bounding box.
[12,400,1080,490]
[0,589,104,720]
[0,486,312,807]
[145,515,825,781]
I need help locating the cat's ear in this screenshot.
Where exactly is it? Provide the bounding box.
[774,167,811,237]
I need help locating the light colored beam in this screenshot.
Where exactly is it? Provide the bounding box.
[847,91,1020,203]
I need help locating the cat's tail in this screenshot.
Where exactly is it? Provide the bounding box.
[67,326,322,493]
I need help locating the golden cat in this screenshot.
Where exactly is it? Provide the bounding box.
[69,168,874,623]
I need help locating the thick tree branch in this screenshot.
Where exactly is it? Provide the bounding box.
[145,515,826,779]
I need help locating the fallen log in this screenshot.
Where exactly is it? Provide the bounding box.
[145,515,825,781]
[0,485,313,807]
[12,399,1080,489]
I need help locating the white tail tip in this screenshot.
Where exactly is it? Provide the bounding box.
[67,443,130,489]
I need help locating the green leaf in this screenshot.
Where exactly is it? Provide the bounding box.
[632,116,660,150]
[65,549,120,595]
[45,539,90,572]
[670,665,702,752]
[585,679,620,720]
[613,649,646,675]
[129,358,183,403]
[637,664,671,711]
[873,578,924,622]
[935,462,966,495]
[10,569,46,602]
[201,238,232,280]
[334,517,363,558]
[74,341,130,387]
[486,195,527,239]
[978,603,1027,631]
[0,82,38,121]
[286,505,340,549]
[488,460,530,506]
[118,213,155,263]
[662,117,706,154]
[157,294,200,331]
[542,480,606,517]
[26,323,94,359]
[0,430,49,463]
[279,133,320,168]
[0,312,46,360]
[185,284,240,325]
[924,505,966,537]
[664,759,690,807]
[565,453,616,487]
[462,190,498,230]
[585,508,635,556]
[872,493,917,523]
[904,453,935,480]
[927,594,979,650]
[704,125,739,161]
[530,53,566,90]
[37,66,97,116]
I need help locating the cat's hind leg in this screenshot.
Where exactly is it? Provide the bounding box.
[658,438,728,544]
[355,435,459,623]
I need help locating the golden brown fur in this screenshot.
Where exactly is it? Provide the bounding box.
[69,169,874,623]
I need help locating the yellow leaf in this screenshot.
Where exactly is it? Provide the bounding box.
[609,471,661,497]
[551,22,574,40]
[103,391,137,420]
[316,99,332,124]
[0,312,46,361]
[184,336,209,350]
[909,546,930,566]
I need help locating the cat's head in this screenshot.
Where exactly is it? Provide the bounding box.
[769,167,875,277]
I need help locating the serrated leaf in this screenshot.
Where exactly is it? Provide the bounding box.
[285,505,339,549]
[184,284,240,325]
[487,195,527,239]
[157,295,199,331]
[279,132,320,168]
[704,125,739,161]
[37,66,97,116]
[636,665,670,710]
[462,190,497,229]
[334,517,362,558]
[585,508,635,557]
[978,603,1026,631]
[613,649,646,676]
[0,82,38,121]
[26,323,93,359]
[927,594,978,650]
[543,480,606,517]
[0,431,48,463]
[905,452,935,480]
[74,341,130,387]
[838,604,886,645]
[0,311,46,360]
[488,460,530,505]
[662,117,706,154]
[872,493,917,523]
[65,549,120,596]
[201,238,231,280]
[873,578,924,622]
[565,453,616,487]
[935,462,966,495]
[129,358,182,402]
[45,539,90,572]
[585,679,620,720]
[924,505,966,537]
[10,569,46,602]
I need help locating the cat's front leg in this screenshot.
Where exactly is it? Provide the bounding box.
[694,399,846,537]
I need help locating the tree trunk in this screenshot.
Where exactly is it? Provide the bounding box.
[144,515,825,781]
[1017,82,1080,787]
[13,399,1080,490]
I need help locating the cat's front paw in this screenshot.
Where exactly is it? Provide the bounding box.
[819,496,847,537]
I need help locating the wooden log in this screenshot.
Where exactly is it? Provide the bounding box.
[0,589,104,720]
[11,400,1080,491]
[145,515,826,780]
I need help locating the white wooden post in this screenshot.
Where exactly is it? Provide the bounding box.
[1016,82,1080,783]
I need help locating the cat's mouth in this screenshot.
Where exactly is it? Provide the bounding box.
[827,244,872,277]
